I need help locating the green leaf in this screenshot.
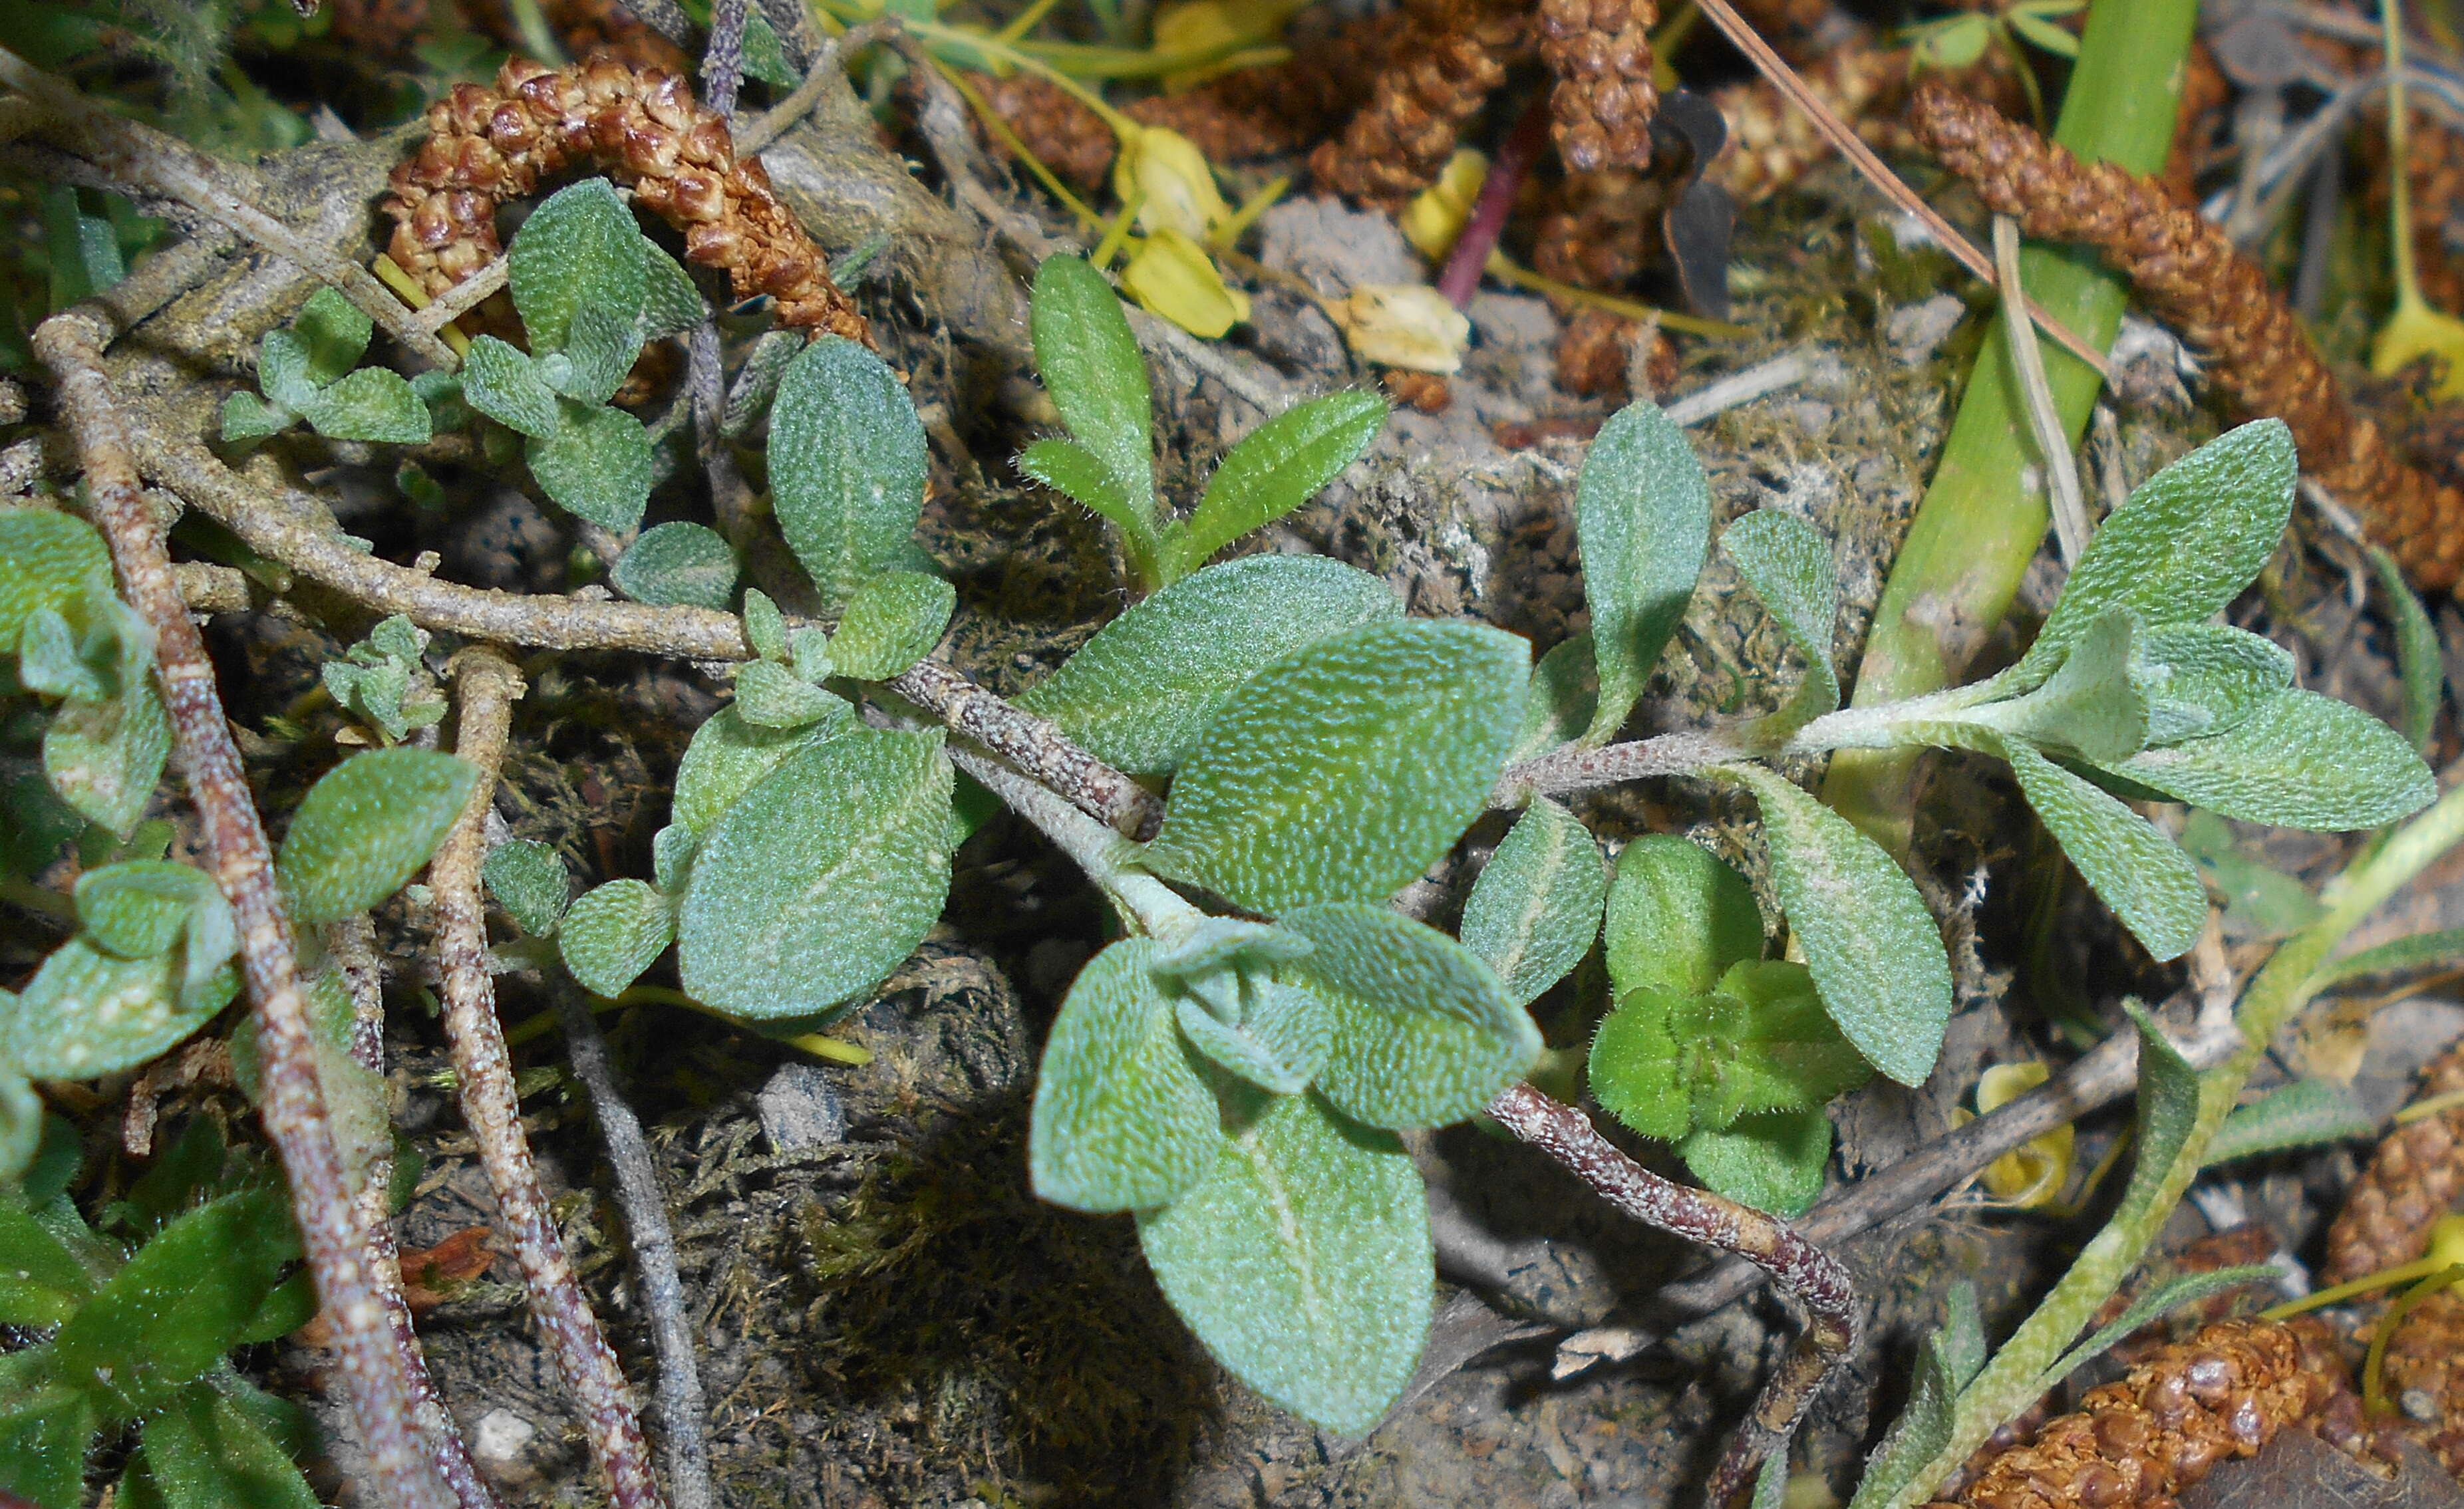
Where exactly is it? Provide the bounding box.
[1577,400,1710,744]
[43,682,170,839]
[1,940,235,1080]
[742,588,788,663]
[1146,620,1528,912]
[136,1386,319,1509]
[638,237,704,341]
[2202,1079,2372,1166]
[1603,835,1765,1002]
[1691,960,1874,1125]
[2094,689,2434,831]
[651,824,695,892]
[557,879,675,998]
[790,626,833,683]
[2372,547,2445,755]
[2127,624,2295,749]
[828,571,955,680]
[1721,765,1952,1087]
[1847,1294,1976,1509]
[1173,982,1332,1095]
[0,1199,92,1324]
[53,1185,300,1415]
[2008,7,2081,55]
[289,287,373,388]
[2111,999,2203,1236]
[2177,811,2321,940]
[75,859,234,1010]
[739,9,800,85]
[1028,938,1220,1212]
[482,839,569,938]
[2036,1266,2281,1395]
[1161,392,1388,581]
[1589,986,1692,1141]
[1016,437,1157,581]
[1680,1107,1830,1216]
[677,728,954,1020]
[298,367,432,445]
[459,337,560,440]
[1278,902,1539,1129]
[2017,420,2296,683]
[1014,555,1400,773]
[1030,255,1155,535]
[509,179,645,354]
[1722,509,1841,732]
[1508,634,1599,763]
[254,329,320,415]
[2312,928,2464,990]
[1458,799,1607,1008]
[2002,738,2206,960]
[0,1075,43,1189]
[0,1385,94,1509]
[770,336,929,613]
[220,391,293,444]
[0,511,110,656]
[545,305,645,407]
[612,522,738,610]
[1968,611,2148,763]
[45,184,123,311]
[526,402,653,531]
[732,660,847,730]
[276,748,477,926]
[671,704,851,835]
[1135,1091,1430,1437]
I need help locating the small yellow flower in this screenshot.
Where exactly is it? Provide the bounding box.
[1401,150,1489,264]
[1121,229,1252,338]
[1330,285,1471,373]
[1113,126,1231,242]
[1967,1061,2073,1208]
[1153,0,1302,88]
[2372,298,2464,400]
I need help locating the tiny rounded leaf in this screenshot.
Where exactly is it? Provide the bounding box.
[277,748,478,926]
[559,879,676,998]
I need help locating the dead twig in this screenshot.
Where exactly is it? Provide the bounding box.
[432,648,668,1509]
[704,0,752,119]
[33,306,454,1509]
[1994,215,2090,566]
[887,658,1166,840]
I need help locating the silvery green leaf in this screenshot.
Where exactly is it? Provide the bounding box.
[1136,1090,1430,1437]
[612,522,738,610]
[790,626,833,684]
[828,571,955,680]
[723,331,802,437]
[1722,509,1841,732]
[1146,620,1528,912]
[221,390,294,443]
[770,337,929,613]
[2111,999,2203,1231]
[2130,623,2293,747]
[277,748,478,926]
[509,179,645,354]
[1507,634,1599,763]
[1278,902,1539,1129]
[558,879,676,998]
[0,938,234,1079]
[2095,689,2433,831]
[17,607,112,704]
[526,403,653,531]
[482,839,570,938]
[44,682,170,839]
[651,824,696,892]
[2177,810,2320,940]
[676,728,954,1020]
[671,705,849,835]
[0,1073,39,1188]
[459,336,560,440]
[299,367,432,445]
[547,305,645,406]
[1603,835,1764,1002]
[0,511,108,657]
[1679,1107,1830,1216]
[637,237,704,341]
[732,660,846,729]
[1721,765,1951,1087]
[1589,986,1692,1141]
[1031,256,1155,531]
[74,860,221,962]
[291,286,374,387]
[1459,799,1607,1008]
[1846,1295,1974,1509]
[1016,436,1156,579]
[742,588,788,663]
[2016,420,2295,685]
[2372,547,2444,754]
[255,327,321,414]
[2202,1079,2372,1166]
[1966,611,2147,763]
[1161,391,1387,581]
[2035,1264,2283,1396]
[1577,400,1709,744]
[2002,738,2206,960]
[1028,937,1219,1212]
[2312,928,2464,990]
[1149,916,1314,981]
[1174,988,1327,1095]
[1014,555,1400,773]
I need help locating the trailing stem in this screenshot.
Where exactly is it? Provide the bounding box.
[31,308,456,1509]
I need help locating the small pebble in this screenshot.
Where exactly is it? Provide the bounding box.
[756,1061,846,1152]
[471,1408,540,1488]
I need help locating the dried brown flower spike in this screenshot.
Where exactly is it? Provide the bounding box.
[385,56,869,344]
[1309,0,1533,209]
[2324,1036,2464,1287]
[1539,0,1658,174]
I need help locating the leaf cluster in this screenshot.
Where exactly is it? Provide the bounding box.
[222,287,432,446]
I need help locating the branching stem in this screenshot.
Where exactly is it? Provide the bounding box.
[889,659,1166,839]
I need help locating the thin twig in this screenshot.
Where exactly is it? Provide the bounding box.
[1493,730,1743,807]
[33,307,454,1509]
[0,48,456,369]
[887,658,1165,839]
[1688,0,2110,378]
[1994,215,2089,566]
[432,648,669,1509]
[702,0,752,119]
[416,257,509,333]
[1483,1083,1855,1504]
[551,985,715,1509]
[1662,350,1815,426]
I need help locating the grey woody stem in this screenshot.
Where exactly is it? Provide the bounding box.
[889,658,1167,839]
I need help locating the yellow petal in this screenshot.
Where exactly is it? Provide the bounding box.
[1401,150,1489,263]
[2430,1213,2464,1271]
[1112,125,1232,241]
[1973,1061,2074,1209]
[2372,299,2464,400]
[1154,0,1303,88]
[1330,284,1471,373]
[1121,229,1251,339]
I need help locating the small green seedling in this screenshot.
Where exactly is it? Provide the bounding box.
[320,614,445,744]
[222,286,432,446]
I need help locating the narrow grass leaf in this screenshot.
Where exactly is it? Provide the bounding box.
[2371,547,2445,754]
[2202,1079,2373,1166]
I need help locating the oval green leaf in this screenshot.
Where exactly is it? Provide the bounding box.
[1458,798,1607,1008]
[1679,1108,1831,1216]
[2002,738,2207,960]
[1028,938,1220,1212]
[671,704,851,836]
[2099,688,2435,831]
[770,336,929,614]
[0,511,109,655]
[1,939,234,1080]
[612,522,739,611]
[558,879,676,998]
[277,748,478,926]
[828,570,955,680]
[508,178,645,354]
[1603,835,1765,1002]
[1577,400,1710,744]
[526,402,653,531]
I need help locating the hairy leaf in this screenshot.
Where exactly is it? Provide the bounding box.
[1970,611,2148,763]
[0,940,233,1081]
[1603,835,1765,1002]
[0,1385,93,1509]
[289,286,374,388]
[1691,960,1873,1125]
[677,728,953,1020]
[1173,980,1333,1095]
[2203,1079,2372,1166]
[1722,509,1841,732]
[2371,547,2445,755]
[770,337,929,613]
[482,839,570,938]
[1459,799,1607,1008]
[1163,391,1387,579]
[277,748,477,926]
[508,178,645,354]
[2038,1265,2282,1395]
[1589,986,1693,1141]
[220,390,292,444]
[526,402,653,531]
[1030,255,1155,537]
[0,512,109,657]
[1509,634,1599,763]
[1147,620,1528,912]
[299,367,430,445]
[136,1386,319,1509]
[2002,738,2207,960]
[1029,938,1219,1211]
[2096,689,2434,831]
[1136,1091,1430,1437]
[43,682,170,839]
[828,571,955,680]
[671,705,851,835]
[2130,623,2294,746]
[1679,1107,1831,1216]
[458,336,560,439]
[1016,436,1156,579]
[732,660,846,730]
[558,879,675,998]
[547,305,643,407]
[1578,400,1710,744]
[2312,928,2464,990]
[1014,555,1400,773]
[612,522,738,611]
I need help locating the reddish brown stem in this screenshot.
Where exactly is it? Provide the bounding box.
[1483,1083,1855,1503]
[1438,94,1553,308]
[32,309,454,1509]
[432,649,669,1509]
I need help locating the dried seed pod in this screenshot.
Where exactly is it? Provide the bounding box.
[1552,306,1672,400]
[383,56,868,344]
[2325,1036,2464,1286]
[1538,0,1658,174]
[966,70,1119,192]
[1911,82,2464,591]
[1310,0,1532,209]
